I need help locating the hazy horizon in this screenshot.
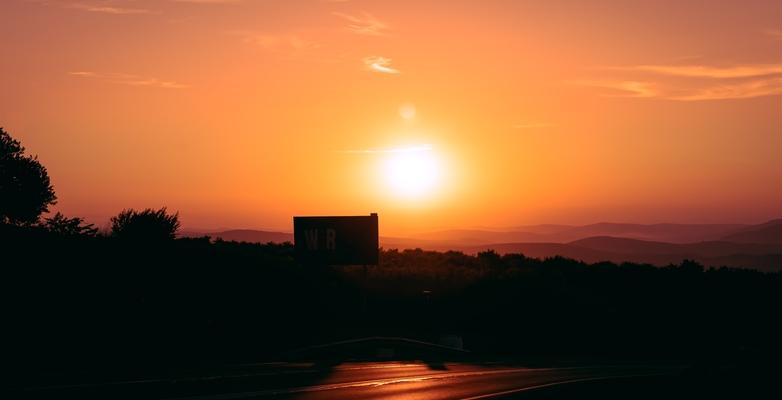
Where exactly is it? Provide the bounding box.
[52,214,780,238]
[178,218,776,238]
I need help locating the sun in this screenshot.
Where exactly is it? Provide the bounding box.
[383,146,442,199]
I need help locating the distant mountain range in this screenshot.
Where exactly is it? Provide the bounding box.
[184,229,293,244]
[181,220,782,271]
[449,237,782,272]
[720,219,782,244]
[413,223,748,244]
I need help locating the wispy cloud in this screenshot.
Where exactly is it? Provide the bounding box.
[574,80,658,98]
[670,78,782,101]
[66,0,242,15]
[765,29,782,41]
[363,56,399,74]
[332,12,388,36]
[69,71,189,89]
[70,71,100,77]
[580,62,782,101]
[575,77,782,101]
[616,64,782,78]
[69,3,152,14]
[342,144,432,154]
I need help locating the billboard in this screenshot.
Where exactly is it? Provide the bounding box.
[293,213,379,265]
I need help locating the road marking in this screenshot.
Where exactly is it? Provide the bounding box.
[461,372,669,400]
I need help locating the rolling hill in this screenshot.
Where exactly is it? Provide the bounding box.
[179,220,782,271]
[411,223,748,245]
[452,236,782,271]
[720,219,782,244]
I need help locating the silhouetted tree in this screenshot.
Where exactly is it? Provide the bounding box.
[679,258,705,273]
[43,212,98,237]
[110,207,180,241]
[0,127,57,225]
[477,249,502,267]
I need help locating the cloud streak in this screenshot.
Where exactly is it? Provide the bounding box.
[617,64,782,78]
[69,3,152,14]
[67,0,242,15]
[69,71,189,89]
[332,12,388,36]
[670,78,782,101]
[766,29,782,41]
[580,62,782,101]
[574,80,658,98]
[363,56,399,74]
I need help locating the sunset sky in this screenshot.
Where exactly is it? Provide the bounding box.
[2,0,781,235]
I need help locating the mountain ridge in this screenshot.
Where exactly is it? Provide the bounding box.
[179,220,782,271]
[720,219,782,244]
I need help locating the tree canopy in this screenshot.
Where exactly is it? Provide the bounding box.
[0,127,57,225]
[43,212,98,237]
[110,207,180,241]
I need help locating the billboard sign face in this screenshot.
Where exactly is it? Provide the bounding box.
[293,214,379,265]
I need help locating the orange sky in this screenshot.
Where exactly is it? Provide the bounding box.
[2,0,782,235]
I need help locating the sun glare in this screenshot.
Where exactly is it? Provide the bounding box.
[383,146,441,199]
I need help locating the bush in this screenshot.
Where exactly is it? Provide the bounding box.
[110,207,180,241]
[43,212,98,237]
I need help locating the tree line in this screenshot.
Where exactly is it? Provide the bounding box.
[2,127,180,239]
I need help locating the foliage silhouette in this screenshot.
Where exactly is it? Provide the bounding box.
[110,207,180,241]
[43,212,98,237]
[0,127,56,225]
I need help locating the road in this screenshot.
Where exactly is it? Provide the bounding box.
[25,361,684,399]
